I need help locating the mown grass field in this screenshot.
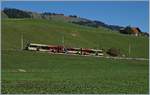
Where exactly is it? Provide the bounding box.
[2,50,149,94]
[1,19,149,94]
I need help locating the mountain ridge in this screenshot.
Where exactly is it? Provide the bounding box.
[2,8,124,31]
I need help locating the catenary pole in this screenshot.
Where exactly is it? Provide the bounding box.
[21,32,23,50]
[129,43,131,56]
[62,35,64,46]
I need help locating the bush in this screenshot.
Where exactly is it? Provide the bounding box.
[106,48,120,56]
[119,26,133,34]
[69,15,77,18]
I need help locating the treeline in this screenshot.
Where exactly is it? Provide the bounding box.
[42,12,64,16]
[2,8,65,19]
[69,15,78,18]
[72,20,123,31]
[72,21,99,28]
[3,8,31,18]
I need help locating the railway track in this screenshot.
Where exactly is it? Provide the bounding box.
[2,49,149,61]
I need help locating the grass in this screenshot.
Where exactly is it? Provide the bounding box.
[1,19,149,94]
[1,50,149,94]
[1,19,149,58]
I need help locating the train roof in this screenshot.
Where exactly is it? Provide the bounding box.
[29,43,62,47]
[29,43,49,47]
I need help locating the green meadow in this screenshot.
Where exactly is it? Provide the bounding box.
[1,19,149,94]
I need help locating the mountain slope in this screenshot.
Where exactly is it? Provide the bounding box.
[2,19,149,58]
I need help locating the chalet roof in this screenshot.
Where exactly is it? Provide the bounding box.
[131,27,139,33]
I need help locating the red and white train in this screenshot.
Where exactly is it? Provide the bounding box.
[26,43,104,56]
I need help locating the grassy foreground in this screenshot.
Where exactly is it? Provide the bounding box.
[2,50,149,94]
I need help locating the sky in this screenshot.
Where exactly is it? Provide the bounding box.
[1,1,149,32]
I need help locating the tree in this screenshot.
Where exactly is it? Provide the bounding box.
[106,48,121,56]
[3,8,31,18]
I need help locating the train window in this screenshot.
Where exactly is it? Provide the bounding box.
[41,46,49,50]
[29,45,38,48]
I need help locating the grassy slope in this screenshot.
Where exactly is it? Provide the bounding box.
[1,19,149,58]
[1,19,149,93]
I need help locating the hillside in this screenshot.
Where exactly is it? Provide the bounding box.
[1,19,149,58]
[2,8,124,31]
[3,8,150,36]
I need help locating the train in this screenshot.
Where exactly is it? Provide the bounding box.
[25,43,104,56]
